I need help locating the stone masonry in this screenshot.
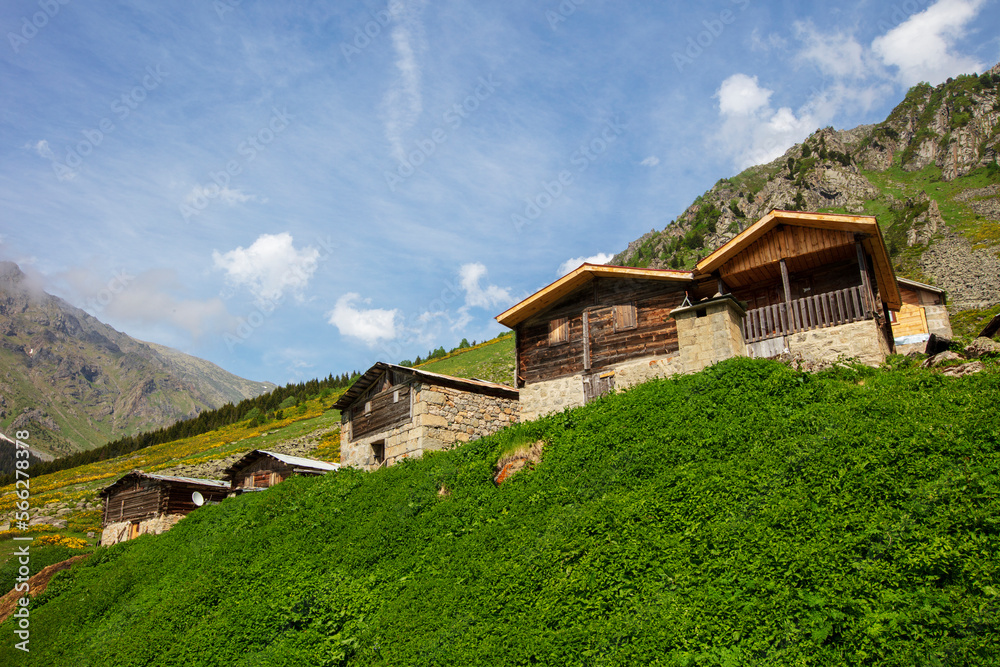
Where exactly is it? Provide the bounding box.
[100,513,185,547]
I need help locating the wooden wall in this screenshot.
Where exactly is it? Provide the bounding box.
[230,457,299,490]
[517,278,687,386]
[730,259,867,310]
[349,384,412,440]
[102,479,160,524]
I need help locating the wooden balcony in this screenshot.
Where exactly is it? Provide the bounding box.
[742,284,875,343]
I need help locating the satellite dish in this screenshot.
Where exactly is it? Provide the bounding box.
[192,491,205,506]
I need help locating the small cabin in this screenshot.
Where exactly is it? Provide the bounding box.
[99,470,228,546]
[223,449,339,491]
[334,363,519,470]
[891,278,951,352]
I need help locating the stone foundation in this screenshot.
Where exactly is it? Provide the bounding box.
[672,296,748,373]
[784,319,890,366]
[100,513,186,547]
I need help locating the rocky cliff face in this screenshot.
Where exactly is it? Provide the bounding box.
[614,66,1000,313]
[0,262,274,457]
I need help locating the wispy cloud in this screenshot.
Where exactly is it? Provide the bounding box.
[640,156,660,167]
[380,0,427,162]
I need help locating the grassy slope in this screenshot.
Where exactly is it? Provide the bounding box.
[4,357,998,666]
[415,332,515,386]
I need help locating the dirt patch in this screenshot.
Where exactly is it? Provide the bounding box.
[494,440,544,485]
[0,554,89,624]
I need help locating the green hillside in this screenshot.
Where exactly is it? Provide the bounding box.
[416,332,515,385]
[4,357,998,666]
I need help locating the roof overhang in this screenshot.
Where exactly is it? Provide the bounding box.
[897,277,945,295]
[495,263,693,328]
[695,210,901,310]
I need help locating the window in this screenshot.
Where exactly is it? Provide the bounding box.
[613,304,637,331]
[548,317,568,344]
[372,440,385,466]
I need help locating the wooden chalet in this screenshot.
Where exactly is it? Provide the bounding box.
[99,470,229,546]
[334,363,519,470]
[223,449,339,491]
[498,210,945,420]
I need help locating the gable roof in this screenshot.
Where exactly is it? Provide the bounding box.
[696,210,901,309]
[100,470,228,497]
[332,362,518,411]
[222,449,339,481]
[495,263,693,328]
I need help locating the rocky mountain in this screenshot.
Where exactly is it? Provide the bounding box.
[614,64,1000,314]
[0,262,275,458]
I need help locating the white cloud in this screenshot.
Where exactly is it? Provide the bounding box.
[327,293,399,346]
[557,253,614,277]
[381,0,427,162]
[458,262,513,309]
[713,74,826,170]
[872,0,987,86]
[640,156,660,167]
[212,232,319,304]
[716,74,773,116]
[750,29,788,52]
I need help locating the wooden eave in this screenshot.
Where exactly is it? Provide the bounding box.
[333,362,518,411]
[495,263,693,328]
[696,210,901,310]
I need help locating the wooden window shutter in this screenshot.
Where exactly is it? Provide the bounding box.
[548,317,568,344]
[614,304,637,331]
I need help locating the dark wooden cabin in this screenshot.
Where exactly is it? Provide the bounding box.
[99,470,229,545]
[223,449,339,491]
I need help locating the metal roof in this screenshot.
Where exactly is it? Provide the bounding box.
[222,449,339,481]
[897,277,946,295]
[332,362,518,410]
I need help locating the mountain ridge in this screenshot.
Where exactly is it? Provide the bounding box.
[614,65,1000,313]
[0,261,275,457]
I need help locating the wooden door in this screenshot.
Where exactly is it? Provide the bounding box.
[583,372,615,404]
[128,521,140,540]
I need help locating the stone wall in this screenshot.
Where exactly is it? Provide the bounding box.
[673,296,747,374]
[518,373,585,422]
[341,381,518,470]
[785,319,889,366]
[100,513,186,547]
[923,305,953,338]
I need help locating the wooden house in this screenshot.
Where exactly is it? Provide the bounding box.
[223,449,339,491]
[334,363,519,470]
[498,210,946,420]
[891,278,951,351]
[99,470,228,546]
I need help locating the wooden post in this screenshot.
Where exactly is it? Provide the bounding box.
[855,238,874,317]
[513,325,521,388]
[582,312,591,371]
[715,272,727,296]
[780,258,795,331]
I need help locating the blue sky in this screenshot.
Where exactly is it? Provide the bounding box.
[1,0,997,384]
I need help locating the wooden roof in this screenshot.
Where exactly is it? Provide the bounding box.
[333,362,518,410]
[495,264,693,328]
[696,210,901,309]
